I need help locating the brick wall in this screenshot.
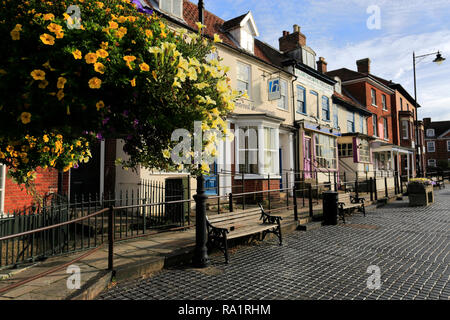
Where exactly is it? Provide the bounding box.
[3,167,59,213]
[231,178,281,203]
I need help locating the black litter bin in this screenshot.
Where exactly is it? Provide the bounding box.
[323,191,338,225]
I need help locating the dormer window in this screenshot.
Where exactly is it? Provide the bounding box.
[159,0,182,18]
[223,12,259,54]
[302,48,316,69]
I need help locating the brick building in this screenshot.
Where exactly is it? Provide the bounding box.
[0,166,69,214]
[423,118,450,171]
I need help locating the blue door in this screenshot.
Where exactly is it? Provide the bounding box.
[204,163,218,195]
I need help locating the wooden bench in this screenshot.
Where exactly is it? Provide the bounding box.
[337,193,365,223]
[206,203,282,263]
[430,177,445,190]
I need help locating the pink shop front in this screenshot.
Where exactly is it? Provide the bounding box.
[296,119,340,184]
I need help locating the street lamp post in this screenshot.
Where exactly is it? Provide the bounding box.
[412,51,445,177]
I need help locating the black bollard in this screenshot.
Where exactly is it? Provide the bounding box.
[323,191,338,225]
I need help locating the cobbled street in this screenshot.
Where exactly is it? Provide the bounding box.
[99,188,450,300]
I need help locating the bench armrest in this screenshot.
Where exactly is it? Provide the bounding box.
[350,195,365,204]
[258,203,283,224]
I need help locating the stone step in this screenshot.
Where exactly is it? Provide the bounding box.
[297,221,322,231]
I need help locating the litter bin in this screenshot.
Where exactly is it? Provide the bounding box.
[323,191,338,225]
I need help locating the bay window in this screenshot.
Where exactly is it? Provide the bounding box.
[359,140,370,163]
[263,128,277,174]
[315,134,337,169]
[402,120,409,139]
[238,126,258,174]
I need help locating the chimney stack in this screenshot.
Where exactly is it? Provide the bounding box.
[279,24,306,53]
[356,58,371,74]
[317,57,327,74]
[423,117,431,127]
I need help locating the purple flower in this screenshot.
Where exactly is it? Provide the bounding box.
[96,133,103,140]
[133,119,139,128]
[73,163,79,169]
[130,0,153,14]
[102,117,110,125]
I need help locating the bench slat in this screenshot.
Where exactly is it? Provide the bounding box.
[227,224,279,240]
[210,214,264,230]
[206,210,260,224]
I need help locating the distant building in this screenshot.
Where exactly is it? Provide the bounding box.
[423,117,450,171]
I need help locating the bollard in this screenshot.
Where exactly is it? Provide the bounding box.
[108,206,114,271]
[384,177,388,198]
[293,185,298,221]
[369,177,373,202]
[374,177,378,201]
[323,191,338,225]
[228,193,233,212]
[193,175,210,268]
[308,184,313,218]
[355,172,359,201]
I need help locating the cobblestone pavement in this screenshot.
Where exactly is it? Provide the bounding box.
[99,188,450,300]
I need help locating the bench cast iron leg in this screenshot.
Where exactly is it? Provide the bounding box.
[223,232,229,264]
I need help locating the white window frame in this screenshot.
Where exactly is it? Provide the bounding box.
[338,143,353,158]
[0,164,5,214]
[447,140,450,152]
[315,133,337,169]
[426,129,435,137]
[372,114,378,137]
[237,61,251,98]
[359,140,370,163]
[401,120,409,139]
[263,127,278,174]
[382,94,387,110]
[428,159,436,167]
[277,79,288,110]
[296,85,306,114]
[238,126,259,174]
[427,141,435,152]
[383,117,389,140]
[159,0,183,18]
[371,88,377,106]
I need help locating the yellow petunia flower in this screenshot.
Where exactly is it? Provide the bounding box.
[145,29,153,38]
[43,135,49,142]
[72,49,82,60]
[130,78,136,87]
[40,33,55,45]
[85,52,98,64]
[57,77,67,89]
[20,112,31,124]
[31,69,46,81]
[88,77,102,89]
[139,63,150,72]
[94,62,106,74]
[96,101,105,111]
[10,30,20,40]
[47,23,62,34]
[96,49,109,59]
[100,42,109,50]
[123,55,136,63]
[43,13,55,21]
[56,89,64,101]
[109,21,118,29]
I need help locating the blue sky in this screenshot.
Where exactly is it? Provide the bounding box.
[205,0,450,120]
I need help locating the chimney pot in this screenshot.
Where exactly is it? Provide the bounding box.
[293,24,300,33]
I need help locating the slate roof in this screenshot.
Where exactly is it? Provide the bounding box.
[424,120,450,138]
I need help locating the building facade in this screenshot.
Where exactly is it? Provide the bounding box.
[423,117,450,171]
